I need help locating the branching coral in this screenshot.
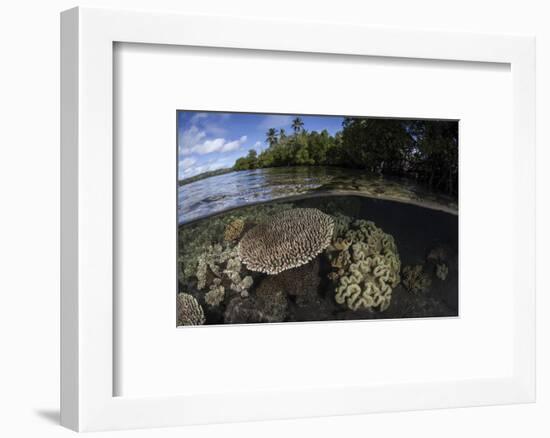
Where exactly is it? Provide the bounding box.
[402,265,432,294]
[205,278,225,306]
[196,243,254,307]
[176,293,205,326]
[237,208,334,275]
[327,218,401,312]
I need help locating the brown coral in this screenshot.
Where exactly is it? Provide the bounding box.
[402,265,431,294]
[237,208,334,275]
[176,293,205,326]
[224,218,245,242]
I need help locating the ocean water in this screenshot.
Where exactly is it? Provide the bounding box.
[178,166,458,224]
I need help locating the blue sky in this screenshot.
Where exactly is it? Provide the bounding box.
[178,111,344,179]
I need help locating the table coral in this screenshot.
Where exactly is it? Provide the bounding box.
[237,208,334,275]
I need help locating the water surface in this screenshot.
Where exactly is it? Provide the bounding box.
[178,166,457,224]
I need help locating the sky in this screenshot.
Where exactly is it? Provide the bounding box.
[177,111,345,180]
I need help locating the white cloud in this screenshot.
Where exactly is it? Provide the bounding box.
[179,125,206,153]
[259,115,293,129]
[181,157,196,168]
[184,135,247,155]
[189,112,208,124]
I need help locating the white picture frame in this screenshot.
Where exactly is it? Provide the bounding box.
[60,6,536,432]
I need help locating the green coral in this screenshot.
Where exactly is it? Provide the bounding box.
[327,218,401,312]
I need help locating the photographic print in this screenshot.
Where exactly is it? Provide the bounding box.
[177,111,458,326]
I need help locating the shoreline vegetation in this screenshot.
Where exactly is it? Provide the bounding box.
[179,117,458,199]
[178,167,234,186]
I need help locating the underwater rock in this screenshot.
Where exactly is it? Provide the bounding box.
[274,258,321,306]
[436,263,449,281]
[402,265,432,294]
[176,293,205,326]
[237,208,334,275]
[224,218,245,242]
[327,218,401,312]
[255,277,289,322]
[224,297,268,324]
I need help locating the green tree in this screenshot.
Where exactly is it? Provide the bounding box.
[265,128,278,147]
[291,117,304,135]
[233,149,258,170]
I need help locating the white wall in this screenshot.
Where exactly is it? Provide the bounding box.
[0,0,548,437]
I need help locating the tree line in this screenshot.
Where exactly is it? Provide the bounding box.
[233,117,458,197]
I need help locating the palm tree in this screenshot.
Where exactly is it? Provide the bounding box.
[292,117,304,135]
[279,128,287,142]
[266,128,278,147]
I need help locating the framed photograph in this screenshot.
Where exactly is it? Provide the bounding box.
[61,7,536,432]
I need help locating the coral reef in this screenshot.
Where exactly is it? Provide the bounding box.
[179,202,293,284]
[402,265,432,294]
[237,208,334,274]
[176,293,205,326]
[224,218,245,242]
[436,263,449,281]
[327,218,401,312]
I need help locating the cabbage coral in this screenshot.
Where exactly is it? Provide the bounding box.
[327,219,400,312]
